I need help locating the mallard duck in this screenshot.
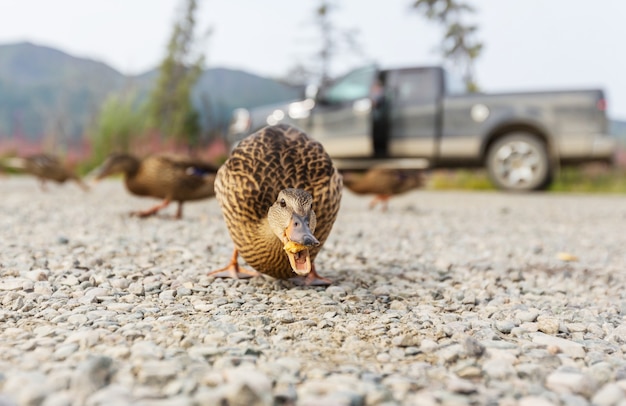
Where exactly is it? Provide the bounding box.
[2,153,89,191]
[92,153,218,219]
[341,168,424,211]
[210,124,342,286]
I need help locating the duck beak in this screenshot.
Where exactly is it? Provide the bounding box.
[84,163,109,183]
[283,214,319,275]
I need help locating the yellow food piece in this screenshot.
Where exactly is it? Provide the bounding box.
[284,241,307,254]
[556,252,578,262]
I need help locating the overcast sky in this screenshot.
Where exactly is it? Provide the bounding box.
[1,0,625,120]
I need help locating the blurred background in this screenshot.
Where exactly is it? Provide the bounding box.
[0,0,625,190]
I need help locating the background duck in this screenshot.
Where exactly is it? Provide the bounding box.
[211,124,342,286]
[92,152,219,219]
[341,167,425,211]
[1,153,89,191]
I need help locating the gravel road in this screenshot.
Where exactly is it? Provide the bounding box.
[1,176,626,406]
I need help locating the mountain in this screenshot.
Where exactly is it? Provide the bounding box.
[0,41,301,143]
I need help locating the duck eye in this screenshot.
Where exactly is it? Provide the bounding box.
[279,198,286,208]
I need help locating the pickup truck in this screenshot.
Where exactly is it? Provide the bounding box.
[227,64,616,191]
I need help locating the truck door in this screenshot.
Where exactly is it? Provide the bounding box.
[308,65,378,158]
[386,67,442,158]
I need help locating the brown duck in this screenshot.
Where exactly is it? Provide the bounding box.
[92,153,218,219]
[210,124,343,286]
[2,153,89,191]
[341,168,424,211]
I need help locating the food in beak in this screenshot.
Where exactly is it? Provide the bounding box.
[284,241,312,275]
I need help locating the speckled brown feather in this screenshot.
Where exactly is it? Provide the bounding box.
[215,124,342,279]
[98,153,218,202]
[342,168,424,196]
[6,153,87,189]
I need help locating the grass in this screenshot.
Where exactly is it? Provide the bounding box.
[428,169,495,191]
[428,164,626,194]
[550,165,626,193]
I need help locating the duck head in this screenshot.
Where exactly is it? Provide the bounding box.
[91,153,139,180]
[268,188,320,275]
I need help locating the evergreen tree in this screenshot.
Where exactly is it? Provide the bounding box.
[147,0,206,145]
[413,0,483,91]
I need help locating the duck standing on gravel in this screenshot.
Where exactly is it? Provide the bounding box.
[341,167,424,211]
[91,153,219,219]
[2,153,89,192]
[210,124,343,286]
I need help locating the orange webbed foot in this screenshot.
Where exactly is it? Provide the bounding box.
[208,249,261,279]
[289,264,332,286]
[131,199,172,218]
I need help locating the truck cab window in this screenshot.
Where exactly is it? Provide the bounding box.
[444,70,467,95]
[323,65,377,104]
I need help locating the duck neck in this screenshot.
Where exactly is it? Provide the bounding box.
[120,155,141,178]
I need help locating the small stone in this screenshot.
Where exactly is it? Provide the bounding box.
[136,361,180,385]
[326,286,346,298]
[222,366,273,406]
[67,314,89,325]
[591,383,626,406]
[25,270,48,281]
[461,291,476,305]
[420,339,438,353]
[607,324,626,344]
[455,365,482,379]
[2,372,51,405]
[392,334,420,347]
[482,358,516,380]
[0,278,26,291]
[389,300,408,311]
[537,316,560,335]
[59,275,80,286]
[34,282,53,296]
[494,320,516,334]
[110,278,130,289]
[531,333,586,359]
[545,371,597,398]
[84,287,109,300]
[176,287,192,296]
[273,310,295,323]
[464,337,485,357]
[159,289,176,301]
[518,396,557,406]
[447,377,477,394]
[376,353,391,363]
[517,309,540,323]
[128,282,144,296]
[53,343,79,360]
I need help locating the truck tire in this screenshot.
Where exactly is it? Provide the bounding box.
[486,132,552,191]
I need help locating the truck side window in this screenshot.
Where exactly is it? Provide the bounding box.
[396,69,439,105]
[324,65,377,104]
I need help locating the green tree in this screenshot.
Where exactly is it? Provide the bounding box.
[90,91,146,166]
[413,0,483,92]
[147,0,207,145]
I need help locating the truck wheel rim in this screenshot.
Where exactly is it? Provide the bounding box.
[494,141,542,188]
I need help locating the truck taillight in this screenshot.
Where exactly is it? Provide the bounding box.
[597,98,607,111]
